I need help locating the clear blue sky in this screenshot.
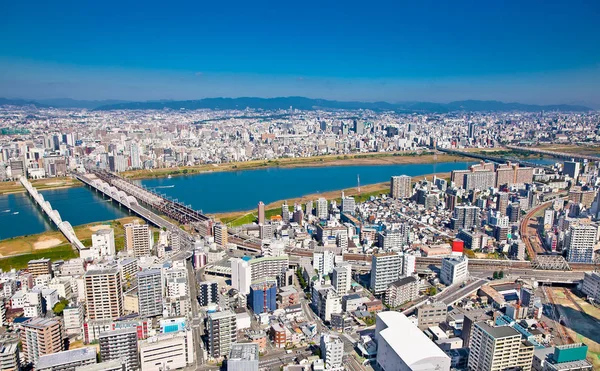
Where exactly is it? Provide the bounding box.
[1,0,599,105]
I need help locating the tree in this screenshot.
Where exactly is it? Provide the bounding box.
[428,286,438,296]
[499,270,505,279]
[493,271,499,280]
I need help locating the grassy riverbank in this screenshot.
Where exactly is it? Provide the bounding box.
[120,152,465,180]
[0,216,145,269]
[213,172,450,227]
[0,177,82,195]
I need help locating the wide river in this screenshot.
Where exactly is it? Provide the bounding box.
[0,159,555,240]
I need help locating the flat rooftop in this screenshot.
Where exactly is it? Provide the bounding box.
[36,347,97,368]
[229,343,259,361]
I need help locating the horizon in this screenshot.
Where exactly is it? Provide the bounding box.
[1,1,600,106]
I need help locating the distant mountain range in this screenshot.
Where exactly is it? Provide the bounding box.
[0,96,593,112]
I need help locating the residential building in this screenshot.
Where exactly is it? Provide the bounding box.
[137,269,163,317]
[566,224,597,263]
[417,302,448,330]
[332,265,351,296]
[315,198,328,219]
[375,311,450,371]
[370,253,402,296]
[124,222,152,257]
[28,258,52,278]
[84,268,123,320]
[37,347,97,371]
[258,202,265,225]
[320,334,344,369]
[208,310,237,359]
[248,279,277,315]
[63,305,84,336]
[440,256,469,286]
[21,318,64,366]
[0,342,20,371]
[468,322,534,371]
[214,223,228,247]
[313,251,335,277]
[227,343,259,371]
[139,330,194,371]
[199,281,219,306]
[390,175,412,199]
[582,272,600,303]
[91,229,116,257]
[451,205,480,231]
[385,276,419,308]
[99,328,140,371]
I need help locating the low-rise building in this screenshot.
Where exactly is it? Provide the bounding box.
[385,276,419,308]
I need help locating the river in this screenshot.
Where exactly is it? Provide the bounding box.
[0,159,554,240]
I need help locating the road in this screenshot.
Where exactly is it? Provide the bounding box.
[434,278,488,305]
[187,259,205,367]
[520,199,555,258]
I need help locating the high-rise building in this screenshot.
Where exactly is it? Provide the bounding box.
[464,171,495,191]
[375,312,451,371]
[468,122,475,139]
[0,342,20,371]
[228,343,259,371]
[231,256,289,295]
[199,281,219,306]
[370,253,402,296]
[124,222,152,257]
[137,269,163,317]
[582,271,600,303]
[91,229,116,257]
[248,279,277,315]
[315,198,328,219]
[402,254,416,276]
[341,195,356,214]
[566,224,597,263]
[353,120,365,135]
[305,200,313,217]
[468,322,534,371]
[99,328,140,371]
[28,258,52,278]
[84,268,123,320]
[332,265,352,296]
[208,310,237,359]
[21,318,64,366]
[130,142,141,169]
[451,205,480,231]
[281,203,290,224]
[214,223,228,247]
[563,161,581,179]
[313,251,335,277]
[440,256,469,286]
[257,201,265,225]
[507,202,520,223]
[390,175,412,199]
[385,276,418,308]
[320,334,344,369]
[496,192,509,216]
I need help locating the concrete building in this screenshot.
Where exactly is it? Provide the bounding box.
[99,328,140,371]
[313,251,335,278]
[332,265,351,296]
[417,302,448,330]
[532,343,592,371]
[248,279,277,315]
[370,253,402,296]
[199,281,219,306]
[375,311,450,371]
[315,198,328,219]
[139,330,194,371]
[208,310,237,359]
[0,342,20,371]
[76,359,126,371]
[227,343,259,371]
[21,318,64,366]
[468,322,534,371]
[84,268,123,320]
[312,284,342,321]
[320,334,344,369]
[124,222,152,257]
[28,258,52,278]
[258,201,265,225]
[563,161,581,180]
[451,205,480,231]
[464,171,495,191]
[214,223,228,247]
[37,347,97,371]
[91,228,116,257]
[582,272,600,303]
[440,256,469,286]
[390,175,412,199]
[231,256,289,295]
[63,305,84,336]
[137,269,163,317]
[566,224,597,263]
[385,276,419,308]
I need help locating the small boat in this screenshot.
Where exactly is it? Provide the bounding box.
[3,209,10,213]
[155,185,175,189]
[167,175,172,179]
[12,212,19,215]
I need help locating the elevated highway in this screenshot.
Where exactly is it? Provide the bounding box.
[436,147,554,170]
[506,145,600,162]
[20,176,86,251]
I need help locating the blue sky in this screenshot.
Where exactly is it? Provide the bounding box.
[1,0,599,105]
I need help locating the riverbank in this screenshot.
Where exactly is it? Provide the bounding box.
[213,172,450,226]
[0,177,82,195]
[121,152,465,180]
[0,216,144,270]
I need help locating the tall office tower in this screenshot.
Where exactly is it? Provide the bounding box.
[315,198,328,219]
[99,328,140,371]
[124,222,152,257]
[390,175,412,199]
[21,318,64,365]
[376,312,451,371]
[451,205,480,231]
[468,122,475,139]
[248,279,277,315]
[137,269,163,317]
[370,253,402,296]
[320,334,344,369]
[208,310,237,359]
[213,223,228,247]
[353,120,365,135]
[507,202,520,223]
[563,161,581,179]
[496,192,509,216]
[332,265,352,296]
[440,256,469,286]
[28,258,52,278]
[257,201,265,225]
[566,224,597,263]
[84,268,123,320]
[228,343,259,371]
[91,228,116,257]
[281,203,290,223]
[198,281,219,306]
[313,251,335,277]
[130,142,141,169]
[468,322,534,371]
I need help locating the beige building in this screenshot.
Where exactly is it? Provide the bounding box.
[468,322,534,371]
[21,318,64,365]
[124,222,152,257]
[213,223,228,247]
[84,268,123,320]
[390,175,412,199]
[28,258,52,278]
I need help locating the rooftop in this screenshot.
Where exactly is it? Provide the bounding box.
[229,343,259,361]
[36,347,97,369]
[477,322,520,339]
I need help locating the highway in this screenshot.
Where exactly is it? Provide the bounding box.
[520,199,555,258]
[434,278,488,305]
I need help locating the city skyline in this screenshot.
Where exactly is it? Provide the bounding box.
[1,1,600,105]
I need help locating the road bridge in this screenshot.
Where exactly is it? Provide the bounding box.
[506,145,600,162]
[436,147,553,170]
[20,176,86,251]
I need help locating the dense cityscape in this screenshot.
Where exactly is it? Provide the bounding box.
[0,103,599,371]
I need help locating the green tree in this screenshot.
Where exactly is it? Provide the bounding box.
[493,271,499,280]
[428,286,438,296]
[499,270,505,279]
